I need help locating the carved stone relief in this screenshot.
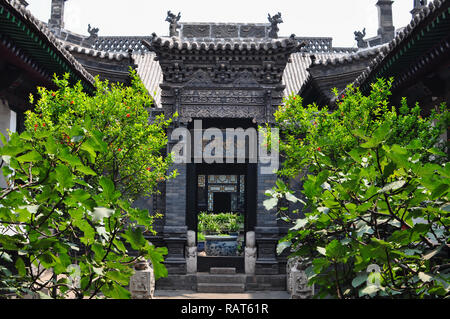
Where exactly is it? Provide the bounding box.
[179,105,264,122]
[286,256,315,299]
[239,25,266,38]
[233,71,260,87]
[212,25,239,38]
[182,25,211,38]
[129,259,155,299]
[245,231,257,274]
[185,70,213,87]
[185,230,197,274]
[180,89,265,106]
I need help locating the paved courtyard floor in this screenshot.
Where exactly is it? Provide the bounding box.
[154,290,290,299]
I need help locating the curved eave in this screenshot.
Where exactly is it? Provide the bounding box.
[63,42,132,62]
[351,0,450,96]
[0,0,95,93]
[143,36,304,54]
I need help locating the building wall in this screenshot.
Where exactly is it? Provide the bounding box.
[0,99,16,188]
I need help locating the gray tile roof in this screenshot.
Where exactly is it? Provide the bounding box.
[132,52,163,107]
[348,0,449,95]
[282,52,349,98]
[63,41,132,61]
[93,36,153,54]
[147,34,302,51]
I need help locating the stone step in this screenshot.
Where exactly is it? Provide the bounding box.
[197,283,245,293]
[209,267,236,275]
[197,273,246,284]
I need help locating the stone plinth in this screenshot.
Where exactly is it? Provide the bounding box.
[185,230,197,274]
[129,259,155,299]
[286,257,314,299]
[245,231,256,275]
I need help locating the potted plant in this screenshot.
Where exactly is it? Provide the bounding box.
[198,212,244,256]
[197,232,205,252]
[226,213,244,236]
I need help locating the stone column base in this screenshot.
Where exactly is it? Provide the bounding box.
[163,226,187,275]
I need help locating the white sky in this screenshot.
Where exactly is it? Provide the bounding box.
[26,0,415,48]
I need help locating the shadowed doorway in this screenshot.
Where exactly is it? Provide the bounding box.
[213,192,231,212]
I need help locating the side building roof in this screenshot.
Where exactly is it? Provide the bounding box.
[0,0,94,92]
[349,0,450,97]
[298,45,388,106]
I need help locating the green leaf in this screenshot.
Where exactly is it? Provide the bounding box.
[428,147,446,157]
[418,272,433,283]
[352,129,370,141]
[15,257,26,277]
[80,140,98,163]
[263,197,278,211]
[104,282,131,299]
[113,239,127,253]
[58,149,82,166]
[317,247,327,256]
[386,151,409,168]
[430,184,449,200]
[370,237,391,247]
[122,228,146,250]
[93,266,104,276]
[378,180,406,194]
[148,245,168,280]
[356,223,374,238]
[0,131,6,145]
[16,150,42,163]
[325,239,346,259]
[305,265,317,280]
[71,135,84,143]
[36,291,52,299]
[91,243,106,262]
[359,284,381,297]
[74,219,95,244]
[406,139,422,150]
[19,131,33,141]
[348,149,362,163]
[75,165,97,176]
[361,138,381,149]
[99,176,115,200]
[391,144,407,155]
[290,218,309,231]
[286,192,305,204]
[438,165,450,179]
[2,165,13,178]
[352,272,368,288]
[39,252,56,268]
[44,138,58,154]
[106,271,129,286]
[68,189,91,203]
[372,121,391,142]
[312,257,329,273]
[423,243,445,260]
[276,241,291,255]
[55,164,75,190]
[0,252,13,263]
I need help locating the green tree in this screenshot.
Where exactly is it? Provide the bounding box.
[0,71,174,299]
[266,78,449,298]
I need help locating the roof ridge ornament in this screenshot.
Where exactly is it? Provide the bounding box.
[166,10,181,37]
[87,24,99,38]
[268,12,283,39]
[354,28,368,49]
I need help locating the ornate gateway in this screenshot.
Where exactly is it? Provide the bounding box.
[142,14,304,291]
